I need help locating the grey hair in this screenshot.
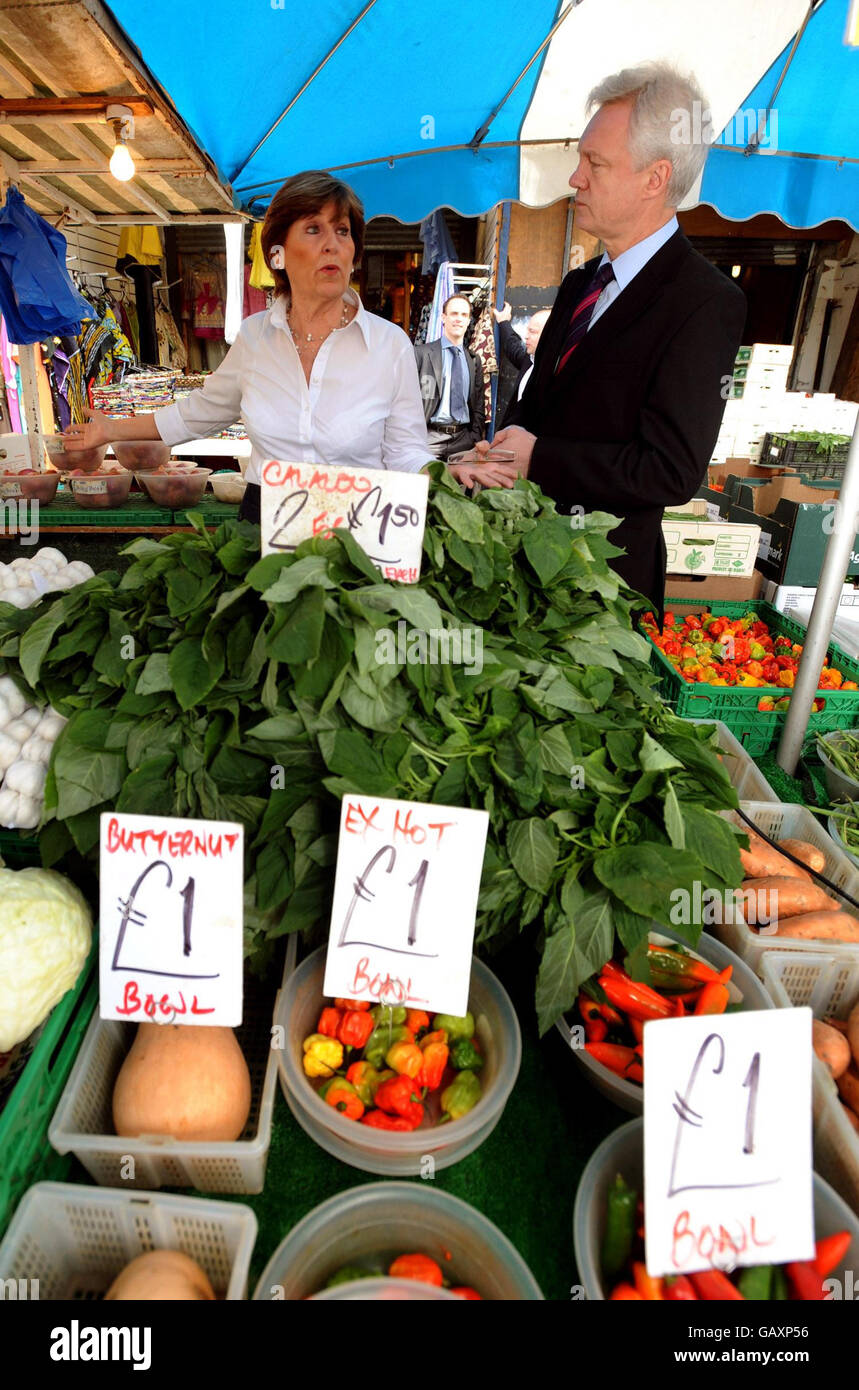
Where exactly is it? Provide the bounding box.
[586,62,710,205]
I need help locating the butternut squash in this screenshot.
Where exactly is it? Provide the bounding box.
[113,1023,251,1142]
[105,1250,215,1301]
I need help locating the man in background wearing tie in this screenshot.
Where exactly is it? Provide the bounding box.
[492,302,551,426]
[467,61,746,614]
[415,295,485,460]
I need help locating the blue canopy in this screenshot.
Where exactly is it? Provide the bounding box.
[701,0,859,231]
[105,0,856,228]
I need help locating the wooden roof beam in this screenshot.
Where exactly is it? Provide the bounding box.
[78,0,235,212]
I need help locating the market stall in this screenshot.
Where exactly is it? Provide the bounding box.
[2,0,859,1345]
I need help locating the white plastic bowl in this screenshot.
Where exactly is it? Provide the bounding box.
[276,946,521,1175]
[827,813,859,872]
[253,1181,543,1300]
[818,732,859,803]
[574,1118,859,1299]
[210,471,247,504]
[556,928,774,1115]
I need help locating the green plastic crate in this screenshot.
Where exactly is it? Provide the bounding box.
[0,942,97,1240]
[647,599,859,757]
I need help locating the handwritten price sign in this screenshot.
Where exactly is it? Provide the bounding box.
[98,813,244,1026]
[260,460,428,582]
[643,1009,814,1277]
[323,795,489,1015]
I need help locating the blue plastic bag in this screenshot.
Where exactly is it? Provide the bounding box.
[0,187,94,343]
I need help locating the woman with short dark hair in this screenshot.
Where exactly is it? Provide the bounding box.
[62,171,430,521]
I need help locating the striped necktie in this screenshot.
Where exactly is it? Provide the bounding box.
[554,261,615,374]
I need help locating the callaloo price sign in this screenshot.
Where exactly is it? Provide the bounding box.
[323,794,489,1015]
[99,812,244,1026]
[260,460,428,582]
[643,1009,814,1277]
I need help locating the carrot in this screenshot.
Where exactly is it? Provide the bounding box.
[738,877,841,924]
[774,911,859,942]
[812,1019,851,1079]
[836,1065,859,1114]
[848,1000,859,1071]
[778,838,826,874]
[738,827,811,881]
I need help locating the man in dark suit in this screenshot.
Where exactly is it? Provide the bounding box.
[459,62,746,612]
[414,295,485,460]
[492,302,551,428]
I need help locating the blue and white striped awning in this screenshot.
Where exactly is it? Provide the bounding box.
[105,0,856,229]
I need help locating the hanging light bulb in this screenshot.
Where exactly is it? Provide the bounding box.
[109,135,135,182]
[731,264,742,279]
[106,106,136,183]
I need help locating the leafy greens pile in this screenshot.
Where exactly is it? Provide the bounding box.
[0,467,743,1032]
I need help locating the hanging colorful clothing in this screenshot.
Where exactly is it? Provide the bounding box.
[243,263,267,318]
[248,224,275,291]
[0,315,21,432]
[117,225,163,267]
[155,304,187,368]
[192,273,226,339]
[467,305,498,422]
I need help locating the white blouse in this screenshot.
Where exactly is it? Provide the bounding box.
[153,291,430,485]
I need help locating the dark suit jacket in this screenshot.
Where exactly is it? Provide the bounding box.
[414,338,485,447]
[497,319,533,428]
[507,229,746,611]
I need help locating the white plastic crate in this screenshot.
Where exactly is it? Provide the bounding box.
[0,1182,256,1299]
[761,952,859,1213]
[688,718,778,801]
[48,936,296,1194]
[714,802,859,976]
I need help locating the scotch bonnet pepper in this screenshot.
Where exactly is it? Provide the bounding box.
[440,1068,481,1121]
[432,1011,474,1042]
[450,1038,484,1072]
[302,1033,344,1078]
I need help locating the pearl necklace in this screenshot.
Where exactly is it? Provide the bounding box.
[288,303,351,355]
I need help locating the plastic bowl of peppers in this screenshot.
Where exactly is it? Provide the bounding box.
[642,608,854,708]
[556,930,773,1114]
[574,1118,859,1300]
[253,1181,543,1300]
[276,946,521,1175]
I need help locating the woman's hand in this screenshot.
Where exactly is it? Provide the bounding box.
[62,410,112,452]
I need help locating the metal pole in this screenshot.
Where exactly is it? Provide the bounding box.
[490,202,512,439]
[17,344,44,471]
[776,414,859,773]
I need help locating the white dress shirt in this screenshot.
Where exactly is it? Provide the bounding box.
[154,290,430,485]
[588,216,680,330]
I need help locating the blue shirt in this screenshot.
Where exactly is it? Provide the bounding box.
[589,216,679,330]
[432,333,471,424]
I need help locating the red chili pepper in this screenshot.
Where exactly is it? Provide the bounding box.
[585,1042,643,1083]
[629,1017,645,1045]
[688,1270,745,1301]
[693,980,730,1015]
[633,1262,664,1299]
[317,1006,343,1039]
[585,1017,609,1043]
[360,1110,415,1131]
[786,1260,825,1301]
[334,997,371,1011]
[388,1253,444,1285]
[609,1283,643,1300]
[450,1286,482,1299]
[664,1275,698,1301]
[598,972,673,1022]
[814,1231,851,1277]
[336,1009,375,1049]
